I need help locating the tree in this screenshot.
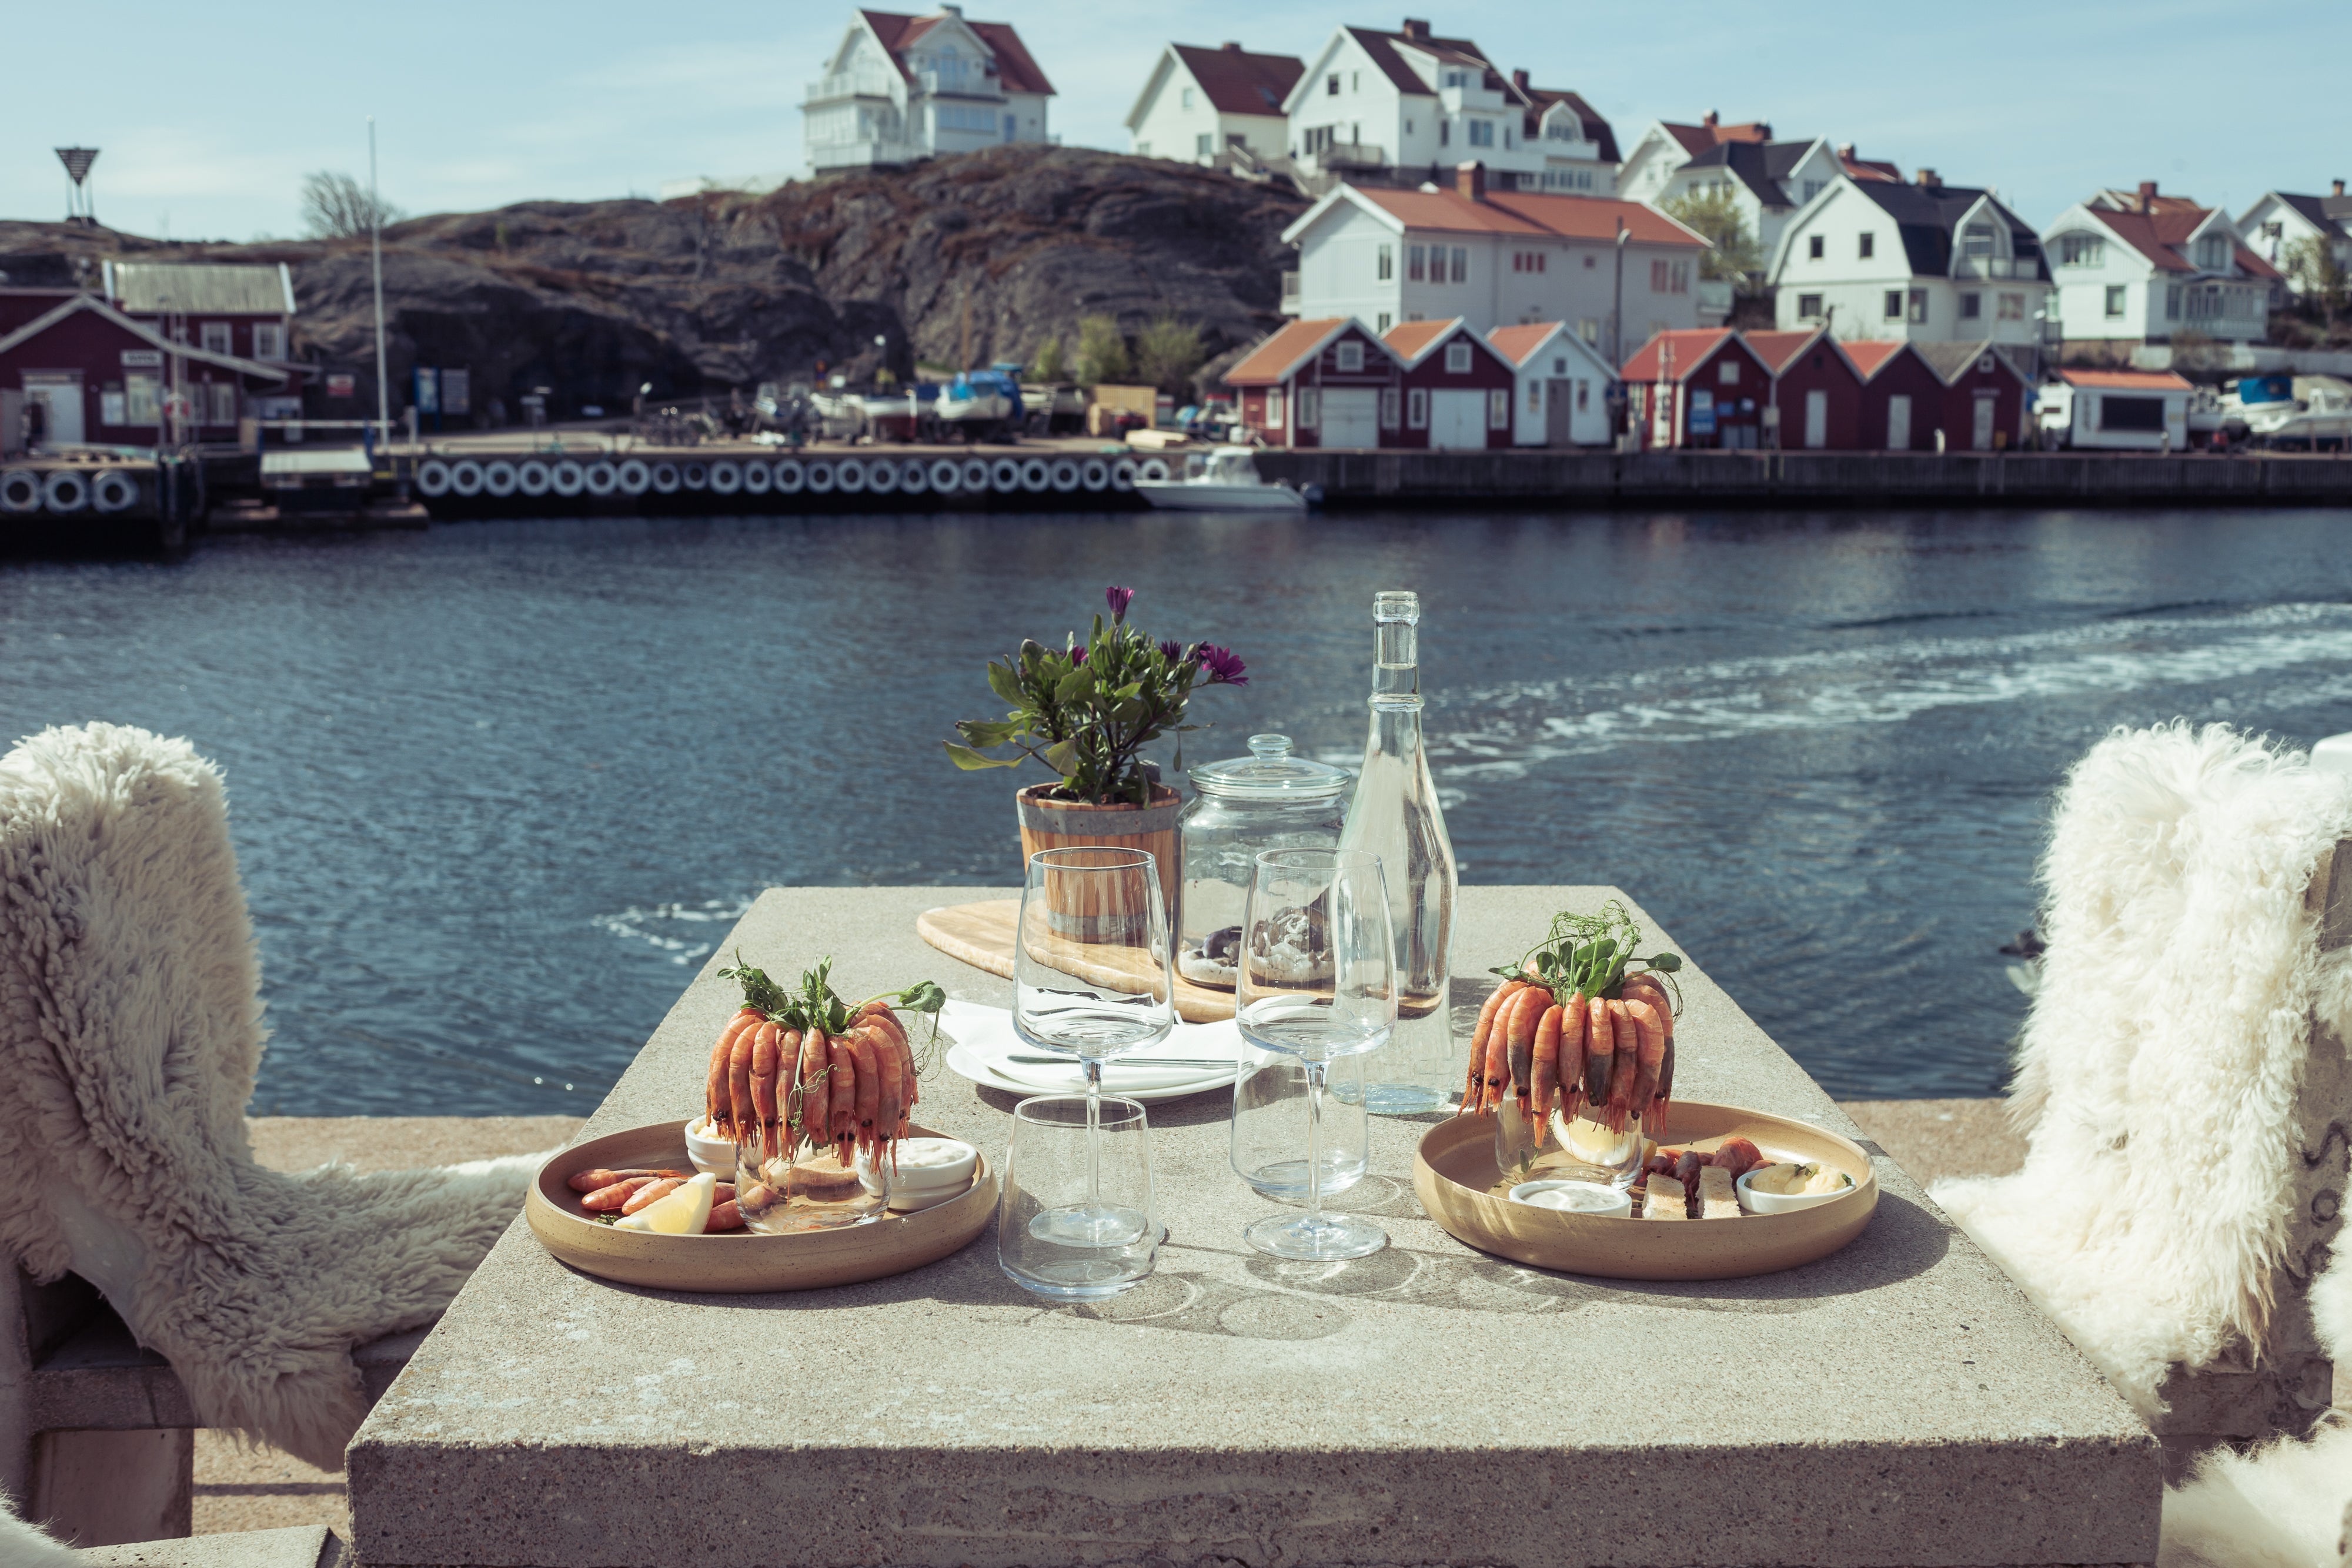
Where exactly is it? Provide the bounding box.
[1074,315,1131,386]
[2284,236,2348,327]
[300,170,403,240]
[1133,315,1205,395]
[1662,187,1763,293]
[1029,334,1067,382]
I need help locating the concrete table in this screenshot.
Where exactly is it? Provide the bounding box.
[349,887,2158,1568]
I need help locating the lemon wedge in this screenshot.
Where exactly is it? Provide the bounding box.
[616,1172,715,1235]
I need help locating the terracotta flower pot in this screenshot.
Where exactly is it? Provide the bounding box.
[1015,783,1181,940]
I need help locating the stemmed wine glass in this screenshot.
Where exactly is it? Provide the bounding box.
[1012,847,1176,1246]
[1235,848,1396,1261]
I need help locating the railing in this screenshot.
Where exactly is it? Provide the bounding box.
[914,69,1001,101]
[809,138,928,170]
[1319,142,1387,170]
[805,70,900,103]
[1952,257,2019,280]
[1280,272,1300,313]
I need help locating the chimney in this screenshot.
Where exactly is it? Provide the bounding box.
[1837,142,1856,161]
[1703,110,1719,129]
[1401,17,1430,40]
[1756,122,1772,141]
[1512,68,1530,93]
[1456,160,1486,202]
[1221,40,1241,51]
[2137,180,2157,213]
[2335,178,2346,198]
[1914,168,1939,187]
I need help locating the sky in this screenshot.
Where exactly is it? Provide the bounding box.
[4,0,2346,243]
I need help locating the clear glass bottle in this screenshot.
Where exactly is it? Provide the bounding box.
[1336,590,1459,1114]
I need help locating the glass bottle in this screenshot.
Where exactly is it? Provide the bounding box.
[1336,590,1458,1114]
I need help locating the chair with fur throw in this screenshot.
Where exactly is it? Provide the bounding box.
[0,722,539,1521]
[1935,722,2352,1478]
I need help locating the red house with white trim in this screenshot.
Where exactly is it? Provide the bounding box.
[1225,317,1402,449]
[1842,340,1947,450]
[1746,327,1863,450]
[1913,341,2034,450]
[1382,318,1515,450]
[1,293,292,450]
[1620,328,1773,449]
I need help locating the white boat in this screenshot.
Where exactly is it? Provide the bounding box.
[1134,446,1313,512]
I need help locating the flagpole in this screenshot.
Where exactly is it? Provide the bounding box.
[369,118,390,456]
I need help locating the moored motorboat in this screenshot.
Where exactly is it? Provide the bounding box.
[1134,446,1314,512]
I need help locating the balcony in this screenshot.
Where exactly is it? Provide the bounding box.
[1316,142,1387,172]
[1280,271,1300,315]
[808,137,928,173]
[914,69,1001,101]
[806,69,901,105]
[1951,256,2020,280]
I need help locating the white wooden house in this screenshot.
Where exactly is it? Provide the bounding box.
[1511,74,1617,195]
[1281,162,1708,354]
[1766,170,2052,346]
[2238,183,2352,300]
[1648,136,1898,276]
[802,6,1054,174]
[1486,320,1616,446]
[2041,185,2276,346]
[1125,43,1303,165]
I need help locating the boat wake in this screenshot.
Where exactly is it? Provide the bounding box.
[594,898,756,965]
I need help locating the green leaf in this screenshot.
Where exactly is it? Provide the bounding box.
[1647,953,1683,972]
[944,742,1021,771]
[1042,738,1079,777]
[986,660,1025,706]
[1112,681,1144,700]
[956,718,1021,748]
[1054,668,1092,706]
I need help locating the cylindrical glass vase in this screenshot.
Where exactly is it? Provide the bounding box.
[734,1126,891,1232]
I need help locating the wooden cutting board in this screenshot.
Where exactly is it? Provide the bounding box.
[915,899,1238,1023]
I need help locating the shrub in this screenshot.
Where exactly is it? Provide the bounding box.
[1075,315,1131,385]
[1134,315,1205,395]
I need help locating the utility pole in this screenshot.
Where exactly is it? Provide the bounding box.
[369,118,391,460]
[1612,216,1626,369]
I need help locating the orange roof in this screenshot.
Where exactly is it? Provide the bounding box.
[1486,322,1562,366]
[1840,340,1913,380]
[1382,318,1458,359]
[2057,368,2193,391]
[1348,186,1703,246]
[1227,319,1349,385]
[1742,328,1822,374]
[1842,155,1900,183]
[1351,187,1548,236]
[1621,328,1735,381]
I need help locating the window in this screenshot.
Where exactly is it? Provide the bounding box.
[1351,71,1359,91]
[1466,119,1494,148]
[1719,360,1739,385]
[1797,292,1824,320]
[1962,223,1995,258]
[1376,312,1393,332]
[2262,220,2283,241]
[1960,292,1982,319]
[1578,318,1599,343]
[1004,113,1016,139]
[2057,232,2104,267]
[2104,285,2127,318]
[1526,379,1541,412]
[1406,386,1428,428]
[1266,389,1285,427]
[1439,121,1449,147]
[2166,284,2183,320]
[1298,386,1320,428]
[1509,250,1548,274]
[1997,292,2024,320]
[1907,289,1927,323]
[1651,259,1669,290]
[205,382,237,424]
[125,373,161,424]
[1379,387,1399,427]
[1136,141,1151,157]
[1802,178,1825,202]
[199,322,232,355]
[1669,261,1689,294]
[1181,87,1194,109]
[1445,341,1472,373]
[1859,232,1875,259]
[1808,235,1824,260]
[1450,246,1468,283]
[2196,234,2229,270]
[252,323,284,360]
[1408,244,1426,282]
[1196,133,1214,157]
[1327,73,1339,95]
[1337,340,1365,372]
[1576,380,1590,412]
[1883,290,1904,320]
[1489,387,1510,429]
[2099,394,2165,433]
[1377,243,1393,282]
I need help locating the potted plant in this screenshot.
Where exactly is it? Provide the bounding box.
[946,586,1247,908]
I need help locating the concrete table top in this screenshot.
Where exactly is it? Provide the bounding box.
[348,887,2158,1568]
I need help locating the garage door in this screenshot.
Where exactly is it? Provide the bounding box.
[1431,389,1487,450]
[1321,388,1379,449]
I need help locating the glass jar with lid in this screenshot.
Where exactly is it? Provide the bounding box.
[1176,734,1351,990]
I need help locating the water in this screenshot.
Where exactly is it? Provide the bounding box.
[6,506,2350,1116]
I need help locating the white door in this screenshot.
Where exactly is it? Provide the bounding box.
[1804,389,1828,449]
[1431,389,1486,450]
[1972,392,1996,451]
[23,375,82,446]
[1886,394,1912,452]
[1321,388,1379,449]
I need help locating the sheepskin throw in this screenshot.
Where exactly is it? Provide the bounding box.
[0,723,536,1469]
[1936,723,2352,1419]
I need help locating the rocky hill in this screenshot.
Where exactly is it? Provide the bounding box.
[0,146,1304,423]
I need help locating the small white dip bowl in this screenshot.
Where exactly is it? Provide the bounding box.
[855,1136,978,1212]
[1736,1162,1853,1215]
[1508,1179,1632,1218]
[683,1116,736,1181]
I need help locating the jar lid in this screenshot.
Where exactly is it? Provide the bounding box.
[1188,734,1351,800]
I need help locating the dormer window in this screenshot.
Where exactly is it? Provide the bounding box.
[2196,234,2229,270]
[1962,223,1995,258]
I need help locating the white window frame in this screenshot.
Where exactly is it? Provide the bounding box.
[199,322,232,356]
[1859,232,1875,259]
[1907,289,1928,324]
[1883,290,1904,320]
[1960,292,1982,320]
[1488,387,1509,430]
[1265,389,1285,428]
[1718,359,1739,385]
[1808,235,1824,260]
[1408,244,1426,282]
[2105,285,2127,319]
[1298,386,1320,429]
[1336,340,1365,372]
[1375,312,1393,332]
[1796,293,1824,320]
[204,381,237,424]
[1406,386,1428,429]
[1180,86,1194,109]
[1377,243,1393,282]
[1379,387,1399,427]
[1449,246,1468,283]
[1445,342,1472,374]
[252,322,285,360]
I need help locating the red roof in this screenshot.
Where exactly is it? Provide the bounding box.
[1842,155,1900,183]
[1226,319,1357,385]
[1172,43,1302,117]
[2057,368,2193,391]
[1662,118,1772,156]
[1741,328,1823,374]
[1620,328,1736,382]
[1486,322,1563,366]
[1348,185,1702,246]
[1519,88,1620,163]
[1351,186,1548,236]
[860,9,1054,96]
[1840,340,1913,380]
[2092,208,2198,273]
[1343,25,1501,98]
[2236,245,2284,282]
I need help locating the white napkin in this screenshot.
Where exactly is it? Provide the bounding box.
[941,998,1255,1093]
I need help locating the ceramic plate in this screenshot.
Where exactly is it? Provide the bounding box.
[943,1040,1241,1104]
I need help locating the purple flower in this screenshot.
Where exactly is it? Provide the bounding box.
[1071,645,1087,666]
[1195,644,1248,686]
[1158,639,1182,661]
[1105,586,1135,624]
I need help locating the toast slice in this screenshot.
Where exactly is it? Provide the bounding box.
[1643,1174,1686,1220]
[1699,1164,1740,1219]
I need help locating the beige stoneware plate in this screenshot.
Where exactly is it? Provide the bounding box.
[1415,1099,1877,1281]
[527,1121,996,1293]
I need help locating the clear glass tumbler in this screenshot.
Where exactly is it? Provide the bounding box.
[1230,1052,1368,1202]
[997,1094,1158,1301]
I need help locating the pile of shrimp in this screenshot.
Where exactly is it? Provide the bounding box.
[704,955,945,1169]
[566,1166,744,1232]
[1458,902,1684,1132]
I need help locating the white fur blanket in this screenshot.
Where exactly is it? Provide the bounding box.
[1935,722,2352,1417]
[0,723,536,1471]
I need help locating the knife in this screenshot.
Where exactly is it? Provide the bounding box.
[1004,1054,1238,1069]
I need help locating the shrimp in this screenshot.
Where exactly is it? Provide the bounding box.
[1529,1003,1564,1124]
[827,1033,859,1161]
[870,1025,906,1162]
[1462,980,1526,1114]
[749,1022,783,1160]
[1624,998,1668,1129]
[1621,974,1677,1128]
[847,1030,884,1155]
[567,1167,689,1193]
[1604,1001,1641,1132]
[727,1018,759,1150]
[795,1027,831,1155]
[707,1009,760,1137]
[1582,989,1614,1109]
[705,1200,744,1233]
[620,1177,684,1216]
[1495,987,1545,1111]
[857,1005,920,1129]
[1507,987,1545,1116]
[579,1176,656,1212]
[1556,992,1589,1121]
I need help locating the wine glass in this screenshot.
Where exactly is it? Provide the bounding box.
[1235,848,1395,1260]
[1013,847,1175,1246]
